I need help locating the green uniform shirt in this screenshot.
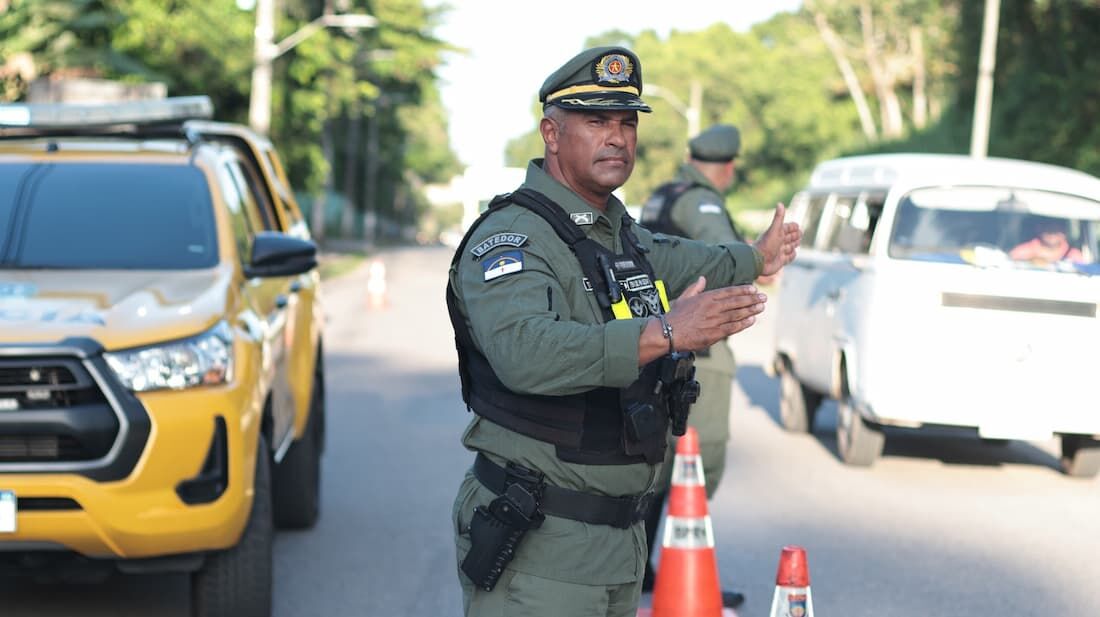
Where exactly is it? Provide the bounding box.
[450,159,760,584]
[667,163,740,379]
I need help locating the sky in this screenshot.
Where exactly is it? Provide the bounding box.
[430,0,804,170]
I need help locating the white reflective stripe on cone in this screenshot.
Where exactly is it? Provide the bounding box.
[769,585,814,617]
[671,453,705,486]
[661,515,715,550]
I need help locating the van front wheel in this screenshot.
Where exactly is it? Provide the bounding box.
[836,399,884,467]
[779,364,821,433]
[1060,434,1100,478]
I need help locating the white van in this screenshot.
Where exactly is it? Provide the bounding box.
[772,153,1100,477]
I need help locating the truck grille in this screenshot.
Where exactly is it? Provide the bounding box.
[0,358,117,463]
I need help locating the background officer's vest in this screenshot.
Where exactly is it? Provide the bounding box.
[639,180,746,242]
[446,189,672,465]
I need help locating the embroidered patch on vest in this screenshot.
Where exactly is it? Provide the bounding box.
[482,250,524,281]
[470,233,529,259]
[698,204,724,214]
[570,212,595,225]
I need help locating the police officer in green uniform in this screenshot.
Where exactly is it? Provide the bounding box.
[638,124,748,607]
[447,46,801,617]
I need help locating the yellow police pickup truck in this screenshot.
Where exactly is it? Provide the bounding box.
[0,97,325,617]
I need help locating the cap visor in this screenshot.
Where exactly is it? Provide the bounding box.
[549,91,652,113]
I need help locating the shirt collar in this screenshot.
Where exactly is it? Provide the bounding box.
[522,159,628,232]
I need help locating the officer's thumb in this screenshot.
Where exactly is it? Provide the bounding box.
[767,202,787,234]
[677,276,706,300]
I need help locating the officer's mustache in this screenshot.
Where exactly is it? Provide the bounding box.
[595,148,632,164]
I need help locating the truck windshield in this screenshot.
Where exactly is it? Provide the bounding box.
[889,186,1100,273]
[0,162,218,269]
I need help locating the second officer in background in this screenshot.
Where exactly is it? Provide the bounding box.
[639,124,748,608]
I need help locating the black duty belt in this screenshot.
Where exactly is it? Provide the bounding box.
[473,453,653,530]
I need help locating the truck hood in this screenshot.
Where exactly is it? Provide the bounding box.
[0,265,235,351]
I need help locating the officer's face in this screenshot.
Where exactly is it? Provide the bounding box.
[544,109,637,198]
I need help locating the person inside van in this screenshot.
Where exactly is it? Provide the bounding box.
[1009,216,1084,265]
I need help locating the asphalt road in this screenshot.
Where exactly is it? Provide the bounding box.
[3,244,1098,616]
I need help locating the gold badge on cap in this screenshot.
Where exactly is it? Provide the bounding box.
[595,53,633,85]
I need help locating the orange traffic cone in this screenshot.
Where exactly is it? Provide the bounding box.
[640,427,737,617]
[365,258,388,310]
[768,546,814,617]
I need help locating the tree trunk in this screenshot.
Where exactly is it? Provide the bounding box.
[860,1,904,138]
[311,118,335,241]
[341,100,362,238]
[910,26,928,129]
[813,11,878,141]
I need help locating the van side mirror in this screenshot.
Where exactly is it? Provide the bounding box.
[245,232,317,278]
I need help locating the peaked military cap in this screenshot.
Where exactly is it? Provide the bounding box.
[689,124,741,162]
[539,46,652,113]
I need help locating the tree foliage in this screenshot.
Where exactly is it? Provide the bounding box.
[0,0,461,238]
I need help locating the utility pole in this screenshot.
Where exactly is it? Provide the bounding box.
[646,80,703,140]
[970,0,1001,158]
[246,0,377,135]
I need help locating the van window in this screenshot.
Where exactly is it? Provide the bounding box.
[822,193,885,254]
[889,186,1100,272]
[798,193,830,248]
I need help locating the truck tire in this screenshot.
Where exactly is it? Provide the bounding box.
[192,434,273,617]
[1060,434,1100,479]
[836,398,885,467]
[272,371,323,529]
[779,363,822,433]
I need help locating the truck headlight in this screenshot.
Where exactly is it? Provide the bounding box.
[105,322,234,392]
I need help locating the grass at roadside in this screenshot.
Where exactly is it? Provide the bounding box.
[319,252,366,280]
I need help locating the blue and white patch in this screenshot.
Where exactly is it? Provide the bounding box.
[698,204,724,214]
[570,212,595,226]
[470,233,528,259]
[482,250,525,281]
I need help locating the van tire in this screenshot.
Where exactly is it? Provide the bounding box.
[1060,434,1100,478]
[779,363,821,433]
[273,372,323,529]
[836,398,884,467]
[191,434,273,617]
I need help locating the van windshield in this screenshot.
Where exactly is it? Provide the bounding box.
[889,187,1100,274]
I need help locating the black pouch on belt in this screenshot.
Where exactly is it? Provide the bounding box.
[461,482,543,592]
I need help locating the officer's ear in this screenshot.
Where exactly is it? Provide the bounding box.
[540,116,562,155]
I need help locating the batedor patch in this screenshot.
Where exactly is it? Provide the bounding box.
[470,232,528,258]
[482,250,524,281]
[698,204,724,214]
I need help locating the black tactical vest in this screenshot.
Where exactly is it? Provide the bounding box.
[445,189,672,465]
[638,180,745,242]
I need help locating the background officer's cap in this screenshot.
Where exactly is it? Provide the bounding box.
[689,124,741,162]
[539,46,652,113]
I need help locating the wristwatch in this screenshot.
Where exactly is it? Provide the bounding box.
[656,313,674,354]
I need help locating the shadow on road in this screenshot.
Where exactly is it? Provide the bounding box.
[737,364,1062,474]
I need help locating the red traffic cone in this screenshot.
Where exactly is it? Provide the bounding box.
[768,546,814,617]
[639,427,737,617]
[365,258,388,310]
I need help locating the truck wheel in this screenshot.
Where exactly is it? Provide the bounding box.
[192,434,273,617]
[272,372,323,529]
[779,363,821,433]
[836,398,884,467]
[1060,434,1100,479]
